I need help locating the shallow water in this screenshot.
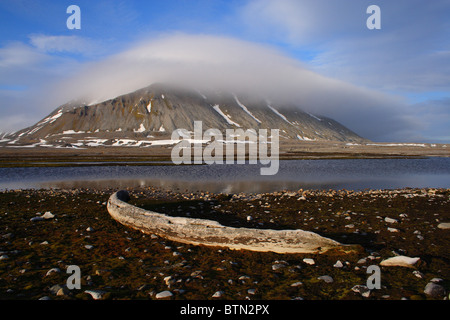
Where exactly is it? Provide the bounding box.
[0,157,449,193]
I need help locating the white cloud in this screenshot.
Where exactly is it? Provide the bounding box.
[241,0,450,93]
[50,33,414,141]
[0,42,48,68]
[29,34,101,56]
[0,31,442,143]
[241,0,364,44]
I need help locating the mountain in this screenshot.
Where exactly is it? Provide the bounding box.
[1,83,367,148]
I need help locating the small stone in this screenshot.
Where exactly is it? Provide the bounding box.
[357,258,367,264]
[42,212,55,219]
[49,284,69,296]
[164,276,175,286]
[155,290,173,299]
[303,258,315,265]
[191,270,203,279]
[45,268,61,276]
[412,270,424,279]
[0,254,9,260]
[272,263,286,271]
[384,217,398,223]
[84,245,94,250]
[247,288,256,295]
[333,260,344,268]
[318,275,333,283]
[430,278,443,284]
[290,281,303,287]
[30,216,44,222]
[424,282,446,298]
[38,296,52,300]
[212,291,224,298]
[86,227,94,232]
[84,289,106,300]
[352,285,371,298]
[387,227,399,232]
[238,275,250,281]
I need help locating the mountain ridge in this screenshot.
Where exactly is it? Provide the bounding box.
[0,83,368,148]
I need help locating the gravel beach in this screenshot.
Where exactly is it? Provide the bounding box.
[0,186,448,300]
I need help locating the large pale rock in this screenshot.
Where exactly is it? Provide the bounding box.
[107,191,354,254]
[380,256,420,268]
[437,222,450,230]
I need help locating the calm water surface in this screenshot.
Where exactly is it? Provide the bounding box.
[0,158,449,193]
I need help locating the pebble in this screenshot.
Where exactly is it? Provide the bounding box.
[384,217,398,223]
[333,260,344,268]
[164,276,175,286]
[212,291,224,298]
[352,285,371,298]
[155,290,173,299]
[42,212,55,219]
[357,258,367,264]
[430,278,443,284]
[84,245,94,250]
[45,268,61,276]
[412,270,424,279]
[86,227,94,232]
[30,216,44,222]
[290,281,303,287]
[85,289,106,300]
[303,258,315,265]
[317,275,333,283]
[0,254,8,260]
[272,263,286,271]
[424,282,446,298]
[247,288,256,295]
[191,270,203,279]
[49,284,69,296]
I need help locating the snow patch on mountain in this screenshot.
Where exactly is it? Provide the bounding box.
[212,104,241,127]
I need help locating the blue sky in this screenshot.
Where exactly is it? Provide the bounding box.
[0,0,449,142]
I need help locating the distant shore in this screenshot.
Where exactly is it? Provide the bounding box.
[0,141,449,167]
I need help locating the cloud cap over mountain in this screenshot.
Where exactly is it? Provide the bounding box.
[49,33,412,142]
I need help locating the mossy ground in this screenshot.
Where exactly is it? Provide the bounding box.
[0,187,448,300]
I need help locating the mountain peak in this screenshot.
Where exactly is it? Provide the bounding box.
[1,83,367,148]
